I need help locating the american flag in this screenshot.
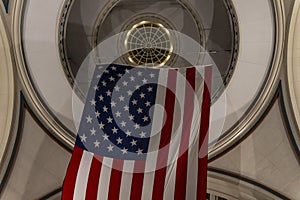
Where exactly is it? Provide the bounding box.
[62,64,211,200]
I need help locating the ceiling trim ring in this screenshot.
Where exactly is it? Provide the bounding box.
[209,81,300,164]
[0,94,23,196]
[58,0,239,105]
[209,0,285,160]
[287,0,300,149]
[0,10,16,196]
[18,93,73,153]
[12,0,75,148]
[0,92,72,198]
[279,84,300,163]
[208,167,291,200]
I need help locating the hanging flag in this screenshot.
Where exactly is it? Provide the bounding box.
[62,64,212,200]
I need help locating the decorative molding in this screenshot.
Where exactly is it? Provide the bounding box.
[209,81,300,163]
[20,93,73,153]
[279,83,300,163]
[12,0,76,150]
[0,94,21,196]
[58,0,239,105]
[2,0,8,13]
[209,0,285,160]
[208,167,291,200]
[0,93,72,197]
[286,0,300,153]
[0,10,15,196]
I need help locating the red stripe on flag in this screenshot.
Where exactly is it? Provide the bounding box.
[152,69,177,199]
[62,146,84,200]
[85,155,103,200]
[197,67,212,200]
[130,160,146,200]
[174,67,196,200]
[108,159,124,200]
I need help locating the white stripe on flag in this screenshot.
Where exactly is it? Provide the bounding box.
[97,157,113,199]
[73,151,93,200]
[163,68,187,199]
[141,68,168,200]
[119,160,135,200]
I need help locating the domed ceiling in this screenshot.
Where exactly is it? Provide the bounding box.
[2,0,300,199]
[14,0,281,159]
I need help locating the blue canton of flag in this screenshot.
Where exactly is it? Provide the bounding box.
[76,64,160,160]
